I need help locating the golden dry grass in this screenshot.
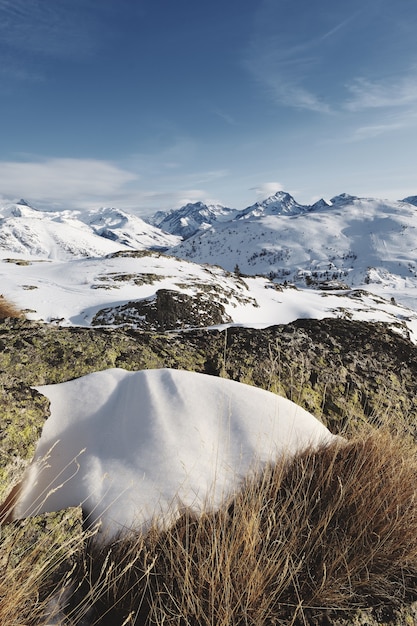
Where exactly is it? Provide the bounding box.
[0,295,23,319]
[0,512,84,625]
[1,427,416,625]
[70,428,417,625]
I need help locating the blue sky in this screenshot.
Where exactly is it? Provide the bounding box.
[0,0,416,214]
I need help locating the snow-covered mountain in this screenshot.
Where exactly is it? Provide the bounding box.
[170,193,417,308]
[148,201,237,239]
[1,191,417,342]
[85,206,180,250]
[235,191,308,219]
[0,201,125,259]
[0,201,179,259]
[402,196,417,207]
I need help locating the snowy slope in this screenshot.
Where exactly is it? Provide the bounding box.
[15,368,337,539]
[170,194,417,311]
[1,191,417,342]
[2,249,417,342]
[0,200,179,259]
[85,206,180,249]
[0,251,261,326]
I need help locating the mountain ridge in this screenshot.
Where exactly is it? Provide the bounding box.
[1,190,417,338]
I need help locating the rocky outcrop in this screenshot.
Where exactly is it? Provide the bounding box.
[1,316,417,496]
[91,288,232,330]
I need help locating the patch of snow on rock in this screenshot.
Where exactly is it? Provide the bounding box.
[14,368,338,541]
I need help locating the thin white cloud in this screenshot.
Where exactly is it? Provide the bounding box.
[244,44,332,114]
[264,75,331,114]
[212,108,238,126]
[319,10,363,42]
[0,157,224,214]
[250,182,284,199]
[347,121,405,142]
[342,72,417,141]
[0,158,138,209]
[345,74,417,111]
[0,0,98,60]
[242,3,362,114]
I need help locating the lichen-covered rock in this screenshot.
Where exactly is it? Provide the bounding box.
[0,384,49,500]
[2,316,417,497]
[92,288,232,330]
[302,603,417,625]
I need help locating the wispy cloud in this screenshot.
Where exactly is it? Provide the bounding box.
[348,121,405,142]
[0,157,223,214]
[212,108,238,126]
[319,11,363,42]
[250,182,285,199]
[345,107,417,142]
[0,158,138,209]
[242,3,363,114]
[244,41,332,114]
[0,0,99,61]
[340,70,417,141]
[345,74,417,111]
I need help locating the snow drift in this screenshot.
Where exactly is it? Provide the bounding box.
[13,368,337,540]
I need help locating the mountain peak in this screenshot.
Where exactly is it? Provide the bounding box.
[149,201,236,239]
[309,198,332,211]
[17,198,31,207]
[236,191,306,219]
[330,193,358,205]
[402,195,417,207]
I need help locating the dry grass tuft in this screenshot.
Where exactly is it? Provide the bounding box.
[1,427,416,624]
[0,511,85,625]
[70,428,417,625]
[0,295,23,319]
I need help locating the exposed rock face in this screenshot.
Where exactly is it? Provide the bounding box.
[92,288,232,330]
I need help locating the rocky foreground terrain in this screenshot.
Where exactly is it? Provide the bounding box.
[1,316,417,624]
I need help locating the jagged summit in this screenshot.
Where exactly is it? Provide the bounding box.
[235,191,306,219]
[170,193,417,305]
[402,196,417,207]
[149,201,236,239]
[17,199,32,207]
[309,198,332,211]
[329,193,359,205]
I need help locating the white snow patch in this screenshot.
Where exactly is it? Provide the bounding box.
[14,368,337,541]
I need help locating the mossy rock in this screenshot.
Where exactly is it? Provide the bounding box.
[1,316,417,495]
[304,603,417,625]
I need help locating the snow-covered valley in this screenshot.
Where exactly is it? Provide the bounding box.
[1,192,417,342]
